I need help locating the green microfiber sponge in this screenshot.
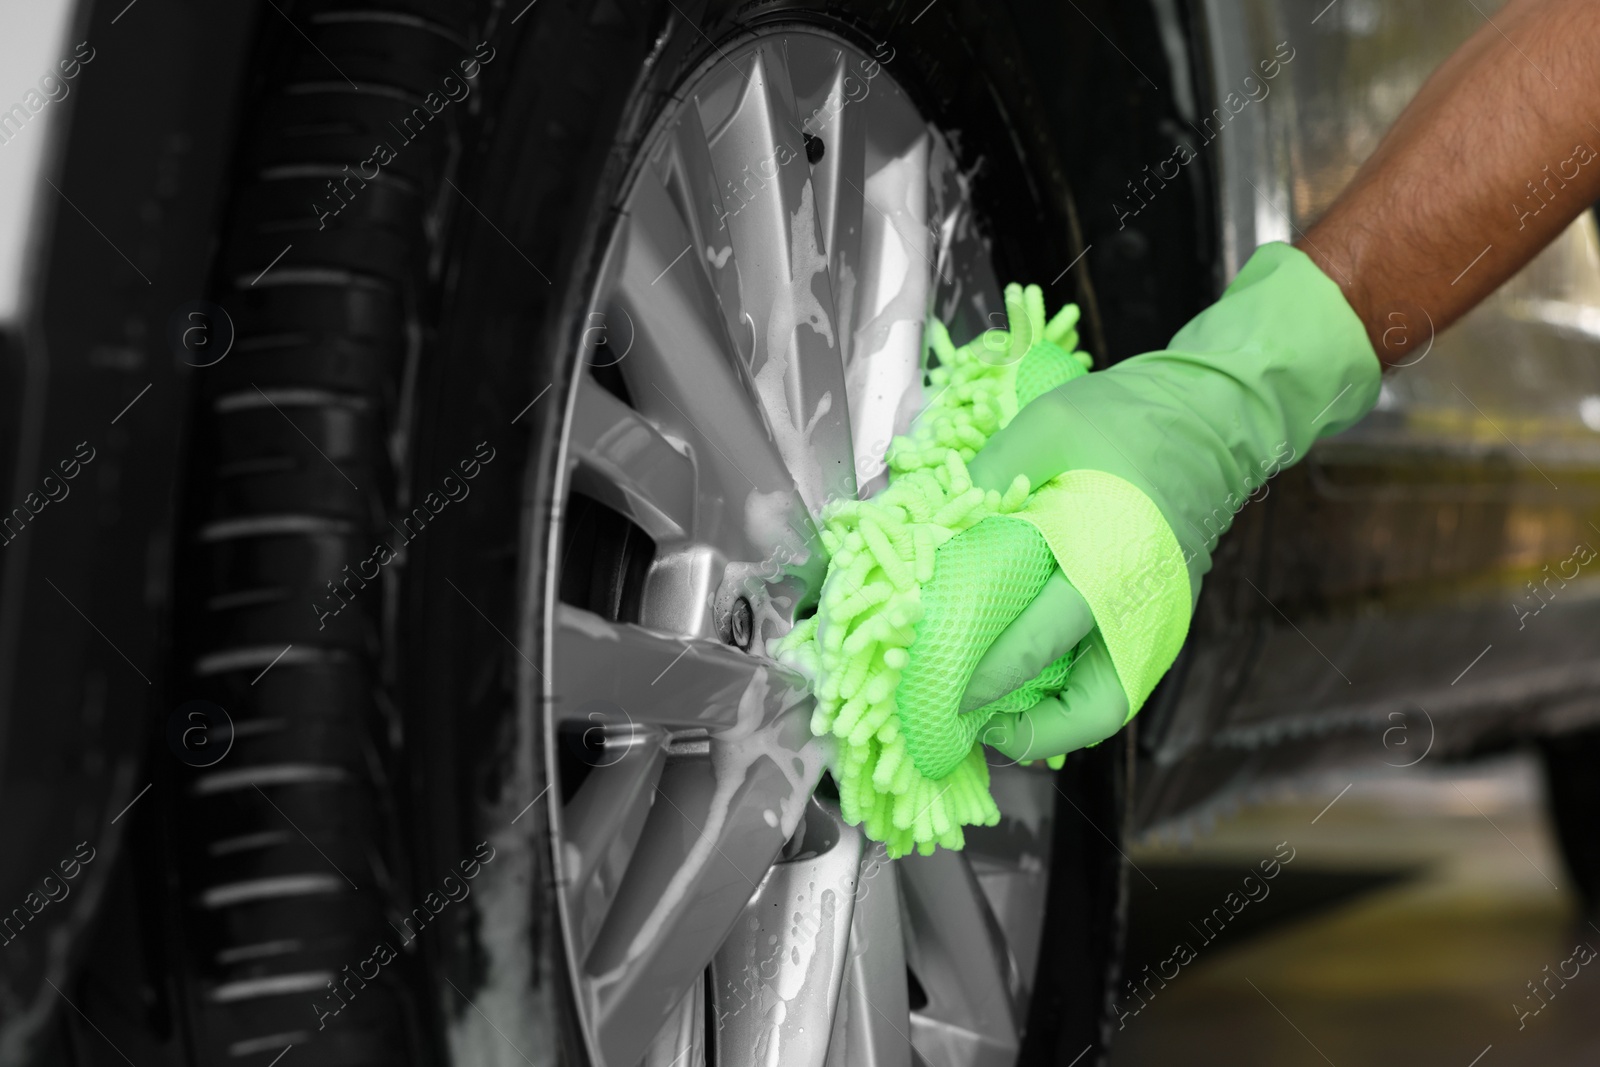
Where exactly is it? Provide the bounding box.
[776,282,1091,858]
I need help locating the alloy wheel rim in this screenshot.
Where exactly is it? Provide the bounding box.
[544,26,1060,1067]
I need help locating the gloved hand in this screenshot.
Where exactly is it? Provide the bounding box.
[962,242,1382,762]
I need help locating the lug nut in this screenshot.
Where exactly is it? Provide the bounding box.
[730,596,753,650]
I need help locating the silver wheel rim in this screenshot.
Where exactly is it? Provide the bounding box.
[545,26,1062,1067]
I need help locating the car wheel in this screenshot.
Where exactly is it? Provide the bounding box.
[164,2,1129,1065]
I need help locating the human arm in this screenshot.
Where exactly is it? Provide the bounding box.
[1298,0,1600,365]
[953,0,1600,763]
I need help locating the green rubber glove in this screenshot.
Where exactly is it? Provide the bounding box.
[966,242,1382,761]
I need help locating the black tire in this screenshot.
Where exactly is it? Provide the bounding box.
[1540,728,1600,916]
[166,0,1134,1064]
[164,3,485,1064]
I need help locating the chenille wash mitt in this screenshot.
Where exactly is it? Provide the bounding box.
[778,243,1387,858]
[776,283,1190,857]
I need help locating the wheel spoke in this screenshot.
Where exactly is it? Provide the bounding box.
[846,119,936,497]
[659,103,752,366]
[569,371,696,543]
[640,979,706,1067]
[788,38,868,365]
[900,849,1023,1066]
[553,604,779,730]
[563,738,668,954]
[580,670,821,1067]
[609,163,819,574]
[705,43,856,514]
[710,800,864,1067]
[823,846,913,1067]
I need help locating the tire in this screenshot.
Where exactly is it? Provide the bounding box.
[1540,728,1600,916]
[164,3,484,1064]
[166,1,1130,1064]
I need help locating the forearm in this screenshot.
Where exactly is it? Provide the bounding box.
[1296,0,1600,366]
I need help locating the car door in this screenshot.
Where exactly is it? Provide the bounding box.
[1134,0,1600,828]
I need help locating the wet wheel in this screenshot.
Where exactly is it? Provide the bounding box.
[165,1,1130,1065]
[456,9,1129,1066]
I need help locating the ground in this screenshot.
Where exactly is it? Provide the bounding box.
[1111,754,1600,1067]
